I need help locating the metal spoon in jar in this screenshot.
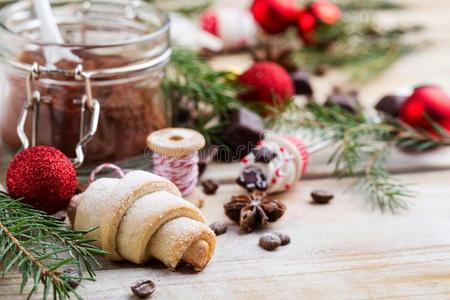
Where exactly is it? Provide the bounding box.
[32,0,81,65]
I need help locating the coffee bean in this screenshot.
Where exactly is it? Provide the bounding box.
[209,222,227,236]
[61,267,81,289]
[311,189,334,204]
[273,232,291,246]
[131,280,156,298]
[259,233,281,251]
[202,179,219,195]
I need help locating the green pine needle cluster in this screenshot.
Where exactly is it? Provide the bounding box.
[164,48,241,144]
[336,0,403,11]
[292,9,421,81]
[0,192,106,300]
[272,102,450,213]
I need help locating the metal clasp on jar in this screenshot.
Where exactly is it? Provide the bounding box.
[17,62,100,168]
[11,47,171,167]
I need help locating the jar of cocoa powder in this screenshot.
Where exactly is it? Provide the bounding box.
[0,0,171,167]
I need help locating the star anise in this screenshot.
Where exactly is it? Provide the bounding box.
[223,191,286,233]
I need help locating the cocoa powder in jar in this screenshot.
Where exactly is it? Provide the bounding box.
[1,50,167,165]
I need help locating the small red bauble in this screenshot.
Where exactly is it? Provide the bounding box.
[400,86,450,134]
[6,146,77,214]
[251,0,299,34]
[297,0,342,45]
[238,61,295,107]
[311,0,342,25]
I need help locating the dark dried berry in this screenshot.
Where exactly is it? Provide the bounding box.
[259,233,281,251]
[325,87,361,114]
[61,267,81,289]
[290,69,313,96]
[311,189,334,204]
[209,221,227,236]
[202,179,219,195]
[236,167,268,192]
[252,147,277,163]
[375,95,406,118]
[273,232,291,246]
[131,279,156,298]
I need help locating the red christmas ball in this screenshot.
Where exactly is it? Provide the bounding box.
[400,86,450,134]
[251,0,299,34]
[6,146,77,214]
[238,61,295,107]
[297,0,342,45]
[269,0,300,23]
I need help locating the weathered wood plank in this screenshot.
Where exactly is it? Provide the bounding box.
[3,170,450,299]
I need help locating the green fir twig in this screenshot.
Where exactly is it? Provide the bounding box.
[292,9,421,81]
[164,48,241,144]
[270,102,450,212]
[0,192,106,300]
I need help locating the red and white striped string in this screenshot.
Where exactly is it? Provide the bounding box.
[89,163,126,184]
[153,152,199,196]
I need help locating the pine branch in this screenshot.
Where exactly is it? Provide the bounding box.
[359,141,412,212]
[0,192,107,300]
[292,12,420,81]
[164,48,241,143]
[269,102,450,212]
[336,0,403,11]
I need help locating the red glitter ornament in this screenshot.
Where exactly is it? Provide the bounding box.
[297,0,342,45]
[251,0,299,34]
[400,86,450,135]
[238,61,295,108]
[6,146,77,214]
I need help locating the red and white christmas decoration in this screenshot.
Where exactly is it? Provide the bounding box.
[201,7,258,49]
[240,135,309,193]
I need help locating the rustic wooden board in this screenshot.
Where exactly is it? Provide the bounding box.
[3,170,450,299]
[2,0,450,299]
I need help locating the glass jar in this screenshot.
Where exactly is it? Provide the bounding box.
[0,0,171,167]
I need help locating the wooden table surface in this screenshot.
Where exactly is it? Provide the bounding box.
[2,0,450,299]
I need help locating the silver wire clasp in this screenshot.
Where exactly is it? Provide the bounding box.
[17,62,100,168]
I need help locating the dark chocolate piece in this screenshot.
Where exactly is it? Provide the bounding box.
[219,108,265,161]
[375,95,406,117]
